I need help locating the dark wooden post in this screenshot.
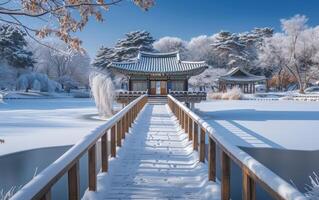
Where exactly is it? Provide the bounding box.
[208,137,216,181]
[193,122,198,150]
[68,161,80,200]
[40,190,51,200]
[111,125,116,157]
[188,117,193,141]
[199,127,205,162]
[181,110,184,129]
[88,144,96,191]
[101,132,108,172]
[116,121,121,147]
[185,112,188,134]
[243,169,256,200]
[121,117,125,139]
[221,151,230,200]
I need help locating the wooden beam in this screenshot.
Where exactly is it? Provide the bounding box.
[193,122,198,150]
[111,125,116,157]
[116,121,121,147]
[243,169,256,200]
[88,144,97,191]
[208,137,216,181]
[188,117,193,141]
[199,127,205,162]
[101,132,108,172]
[221,151,230,200]
[68,161,80,200]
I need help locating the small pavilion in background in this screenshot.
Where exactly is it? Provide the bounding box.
[218,67,266,94]
[108,51,208,104]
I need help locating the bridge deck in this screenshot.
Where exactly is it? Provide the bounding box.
[83,104,220,200]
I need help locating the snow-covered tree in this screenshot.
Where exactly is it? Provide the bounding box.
[153,37,187,57]
[189,67,227,91]
[0,63,18,90]
[0,24,34,69]
[92,47,115,69]
[258,15,319,93]
[16,72,62,92]
[31,39,91,90]
[113,30,155,61]
[211,31,248,69]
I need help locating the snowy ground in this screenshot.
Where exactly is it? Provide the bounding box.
[196,100,319,150]
[83,104,219,200]
[0,98,106,156]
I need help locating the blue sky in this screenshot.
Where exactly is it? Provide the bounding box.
[75,0,319,57]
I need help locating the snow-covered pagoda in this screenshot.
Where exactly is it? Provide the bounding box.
[109,51,208,103]
[218,67,266,93]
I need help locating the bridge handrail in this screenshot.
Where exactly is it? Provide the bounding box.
[167,94,306,200]
[11,94,148,200]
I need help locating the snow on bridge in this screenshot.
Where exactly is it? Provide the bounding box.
[83,104,220,200]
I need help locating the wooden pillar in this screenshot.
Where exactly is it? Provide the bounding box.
[111,125,116,157]
[40,190,51,200]
[68,161,80,200]
[121,117,125,139]
[185,112,188,134]
[243,169,256,200]
[116,121,121,147]
[88,144,96,191]
[199,127,205,162]
[208,137,216,181]
[193,122,198,150]
[188,117,193,141]
[101,132,108,172]
[221,151,230,200]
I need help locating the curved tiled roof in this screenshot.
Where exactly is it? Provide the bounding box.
[109,51,208,76]
[219,67,266,82]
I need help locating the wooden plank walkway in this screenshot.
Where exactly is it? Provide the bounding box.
[83,103,220,200]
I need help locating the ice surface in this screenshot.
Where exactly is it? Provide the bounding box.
[196,100,319,150]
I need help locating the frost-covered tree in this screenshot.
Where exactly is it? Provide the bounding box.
[187,35,217,65]
[16,72,62,92]
[0,0,154,50]
[92,47,115,69]
[153,37,187,57]
[258,15,319,93]
[0,24,34,69]
[189,68,227,91]
[0,63,17,90]
[211,31,248,69]
[31,39,91,90]
[113,30,155,61]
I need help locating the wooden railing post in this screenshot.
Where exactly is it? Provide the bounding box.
[193,122,198,150]
[121,117,125,139]
[181,110,184,129]
[111,125,116,157]
[68,161,80,200]
[40,190,51,200]
[101,132,108,172]
[116,121,121,147]
[184,112,188,134]
[88,144,96,191]
[199,127,205,162]
[243,169,256,200]
[221,151,230,200]
[188,117,193,141]
[208,137,216,181]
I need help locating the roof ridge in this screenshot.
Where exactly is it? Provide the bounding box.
[139,51,179,57]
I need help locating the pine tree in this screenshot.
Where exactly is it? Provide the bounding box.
[92,46,115,68]
[114,30,155,61]
[0,24,35,69]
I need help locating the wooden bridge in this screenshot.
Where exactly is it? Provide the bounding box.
[11,95,306,200]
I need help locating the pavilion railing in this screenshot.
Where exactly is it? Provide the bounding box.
[167,95,306,200]
[11,94,148,200]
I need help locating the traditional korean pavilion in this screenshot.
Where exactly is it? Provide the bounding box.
[218,67,266,93]
[109,51,208,96]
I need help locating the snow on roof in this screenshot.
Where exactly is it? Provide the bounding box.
[219,67,266,82]
[109,51,208,76]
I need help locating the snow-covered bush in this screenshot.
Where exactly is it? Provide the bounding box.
[90,71,115,118]
[208,87,243,100]
[305,172,319,200]
[16,72,61,92]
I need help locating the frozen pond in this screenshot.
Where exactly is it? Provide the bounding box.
[196,100,319,150]
[0,98,105,156]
